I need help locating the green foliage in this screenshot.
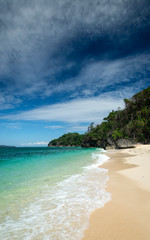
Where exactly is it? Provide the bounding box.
[112,129,123,141]
[48,87,150,148]
[82,86,150,148]
[48,132,84,147]
[87,122,95,133]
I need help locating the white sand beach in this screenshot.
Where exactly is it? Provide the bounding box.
[83,144,150,240]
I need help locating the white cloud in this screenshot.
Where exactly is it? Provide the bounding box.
[0,94,22,110]
[62,54,150,97]
[45,124,89,132]
[66,125,89,132]
[35,53,150,101]
[20,141,48,146]
[45,125,64,129]
[1,122,21,129]
[6,125,21,129]
[0,96,124,123]
[0,0,149,106]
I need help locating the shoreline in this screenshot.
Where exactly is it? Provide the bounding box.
[83,144,150,240]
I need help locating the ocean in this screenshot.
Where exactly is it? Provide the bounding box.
[0,147,111,240]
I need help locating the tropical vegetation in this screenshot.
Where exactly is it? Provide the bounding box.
[48,132,84,147]
[48,87,150,148]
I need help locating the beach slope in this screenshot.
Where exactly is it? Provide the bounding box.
[83,144,150,240]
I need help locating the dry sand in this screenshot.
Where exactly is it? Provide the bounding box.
[83,144,150,240]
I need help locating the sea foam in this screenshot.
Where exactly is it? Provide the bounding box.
[0,151,111,240]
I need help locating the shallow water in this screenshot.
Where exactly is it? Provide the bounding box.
[0,147,111,240]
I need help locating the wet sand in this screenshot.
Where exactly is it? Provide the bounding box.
[83,145,150,240]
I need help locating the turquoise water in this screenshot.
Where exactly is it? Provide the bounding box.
[0,147,111,240]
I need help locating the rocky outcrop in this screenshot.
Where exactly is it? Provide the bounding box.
[106,138,136,149]
[105,138,116,149]
[115,138,136,149]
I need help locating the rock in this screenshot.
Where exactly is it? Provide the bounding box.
[106,145,116,150]
[106,138,116,149]
[116,139,136,149]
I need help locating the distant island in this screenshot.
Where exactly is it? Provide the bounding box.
[0,145,16,148]
[48,87,150,149]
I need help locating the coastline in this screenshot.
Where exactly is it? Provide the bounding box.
[83,144,150,240]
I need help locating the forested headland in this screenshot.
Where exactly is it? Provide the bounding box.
[48,87,150,149]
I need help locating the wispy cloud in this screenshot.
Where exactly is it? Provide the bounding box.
[1,1,150,146]
[54,54,150,98]
[45,125,64,129]
[66,125,89,132]
[45,124,88,132]
[6,125,21,129]
[0,96,124,123]
[0,94,22,110]
[20,141,48,146]
[0,0,150,110]
[2,122,21,129]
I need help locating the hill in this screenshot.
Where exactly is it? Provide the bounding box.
[48,87,150,149]
[82,86,150,149]
[48,132,84,147]
[0,145,16,148]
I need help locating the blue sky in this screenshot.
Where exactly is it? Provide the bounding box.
[0,0,150,146]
